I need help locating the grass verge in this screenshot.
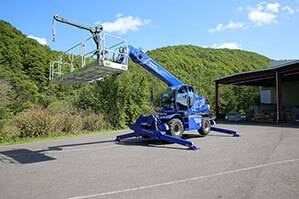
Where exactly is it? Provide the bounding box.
[0,128,128,146]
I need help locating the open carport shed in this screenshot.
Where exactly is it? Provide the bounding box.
[214,60,299,122]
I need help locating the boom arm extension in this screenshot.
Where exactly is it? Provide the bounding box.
[53,15,103,60]
[128,45,183,87]
[53,15,103,34]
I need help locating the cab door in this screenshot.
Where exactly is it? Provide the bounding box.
[176,85,195,112]
[188,86,195,109]
[176,86,189,111]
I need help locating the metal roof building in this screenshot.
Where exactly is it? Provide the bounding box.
[214,60,299,122]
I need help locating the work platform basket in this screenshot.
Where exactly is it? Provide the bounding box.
[49,33,129,84]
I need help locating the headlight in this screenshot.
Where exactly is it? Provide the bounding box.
[164,123,169,131]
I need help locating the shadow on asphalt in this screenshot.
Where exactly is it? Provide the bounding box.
[43,139,115,152]
[0,139,115,164]
[0,149,55,164]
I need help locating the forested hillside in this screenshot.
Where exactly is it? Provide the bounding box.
[0,20,66,114]
[0,20,270,142]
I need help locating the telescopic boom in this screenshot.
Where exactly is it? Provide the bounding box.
[53,15,103,34]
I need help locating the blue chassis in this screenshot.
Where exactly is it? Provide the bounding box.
[116,114,239,151]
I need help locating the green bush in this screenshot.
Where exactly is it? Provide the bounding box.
[82,112,106,131]
[0,120,8,142]
[13,103,109,140]
[47,100,73,114]
[60,112,83,133]
[47,100,81,133]
[15,106,87,137]
[50,112,65,133]
[0,119,20,143]
[15,106,54,137]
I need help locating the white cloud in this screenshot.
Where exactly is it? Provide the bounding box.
[248,10,277,25]
[247,2,298,26]
[98,16,151,34]
[281,6,297,14]
[212,42,240,49]
[256,2,265,11]
[115,13,124,18]
[209,21,246,33]
[211,2,298,32]
[237,6,244,12]
[27,35,47,45]
[266,2,280,13]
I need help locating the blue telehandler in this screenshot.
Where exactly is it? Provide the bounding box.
[51,15,239,150]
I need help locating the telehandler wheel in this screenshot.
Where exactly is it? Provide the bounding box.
[198,118,211,136]
[167,118,184,138]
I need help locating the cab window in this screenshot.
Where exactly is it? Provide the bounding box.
[176,86,188,111]
[188,87,195,108]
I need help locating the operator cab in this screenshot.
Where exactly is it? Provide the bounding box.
[161,85,195,113]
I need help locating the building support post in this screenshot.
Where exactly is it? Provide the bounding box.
[215,82,219,119]
[275,72,282,122]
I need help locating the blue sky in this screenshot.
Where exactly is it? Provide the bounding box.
[1,0,299,59]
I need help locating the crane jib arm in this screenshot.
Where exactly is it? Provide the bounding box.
[128,45,183,87]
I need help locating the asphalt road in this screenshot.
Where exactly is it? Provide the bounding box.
[1,123,299,199]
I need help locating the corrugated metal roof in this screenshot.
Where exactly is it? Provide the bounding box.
[269,60,299,68]
[215,59,299,82]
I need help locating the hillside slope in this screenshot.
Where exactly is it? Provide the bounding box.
[0,20,73,116]
[0,20,270,128]
[147,45,269,98]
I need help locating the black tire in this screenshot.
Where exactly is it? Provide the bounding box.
[198,118,211,136]
[167,118,184,138]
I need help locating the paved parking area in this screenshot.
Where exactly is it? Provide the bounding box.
[0,124,299,199]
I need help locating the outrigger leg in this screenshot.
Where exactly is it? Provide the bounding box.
[115,132,138,141]
[210,127,240,137]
